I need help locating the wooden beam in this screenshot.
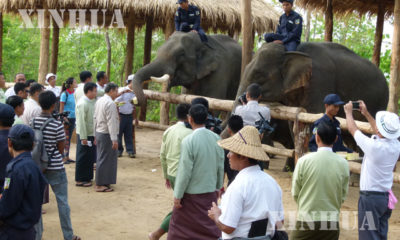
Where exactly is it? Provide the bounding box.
[38,7,50,84]
[241,0,253,75]
[388,0,400,113]
[324,0,333,42]
[142,89,375,134]
[140,17,153,122]
[50,18,59,74]
[372,2,385,67]
[0,13,3,71]
[348,162,400,184]
[124,13,135,82]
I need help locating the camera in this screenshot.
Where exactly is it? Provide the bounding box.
[53,111,70,124]
[238,92,248,105]
[255,112,275,136]
[206,114,223,135]
[352,101,360,110]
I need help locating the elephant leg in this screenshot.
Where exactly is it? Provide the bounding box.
[271,120,295,172]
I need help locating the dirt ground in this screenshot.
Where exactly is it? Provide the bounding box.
[41,128,400,240]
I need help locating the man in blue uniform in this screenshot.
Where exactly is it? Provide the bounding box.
[175,0,208,42]
[264,0,303,51]
[0,124,47,240]
[0,103,14,194]
[309,94,353,153]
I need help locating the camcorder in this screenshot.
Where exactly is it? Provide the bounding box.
[255,112,275,136]
[184,113,223,135]
[53,111,70,124]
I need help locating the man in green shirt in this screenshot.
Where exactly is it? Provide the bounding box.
[75,82,97,187]
[0,72,6,103]
[149,104,192,240]
[168,104,224,240]
[291,121,349,240]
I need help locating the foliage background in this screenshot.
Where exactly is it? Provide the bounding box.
[1,4,396,121]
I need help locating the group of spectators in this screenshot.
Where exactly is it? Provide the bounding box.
[0,71,139,239]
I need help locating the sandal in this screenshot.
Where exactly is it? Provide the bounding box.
[72,235,81,240]
[95,186,113,192]
[76,182,92,187]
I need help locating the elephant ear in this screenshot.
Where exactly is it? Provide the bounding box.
[195,45,219,79]
[282,52,312,95]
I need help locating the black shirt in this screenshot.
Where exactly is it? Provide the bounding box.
[0,152,47,230]
[0,129,13,193]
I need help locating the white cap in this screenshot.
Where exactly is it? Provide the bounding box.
[376,111,400,139]
[126,74,135,84]
[45,73,57,84]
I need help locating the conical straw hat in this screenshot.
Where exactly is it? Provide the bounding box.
[218,126,269,161]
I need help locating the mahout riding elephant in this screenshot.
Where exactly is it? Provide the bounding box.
[234,42,389,171]
[132,31,242,107]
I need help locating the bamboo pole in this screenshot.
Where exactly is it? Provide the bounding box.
[124,13,135,82]
[0,12,3,71]
[142,90,375,134]
[372,2,385,67]
[388,0,400,113]
[105,31,111,78]
[241,0,253,75]
[38,7,50,84]
[324,0,333,42]
[50,18,59,74]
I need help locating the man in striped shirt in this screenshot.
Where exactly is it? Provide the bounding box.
[31,91,80,240]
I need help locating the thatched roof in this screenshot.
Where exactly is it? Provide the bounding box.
[297,0,394,17]
[0,0,280,33]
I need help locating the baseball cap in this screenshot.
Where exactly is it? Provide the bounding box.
[0,103,15,121]
[323,94,345,105]
[45,73,57,84]
[126,74,135,84]
[177,0,187,3]
[8,124,34,141]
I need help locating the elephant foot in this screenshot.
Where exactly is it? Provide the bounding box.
[282,157,295,172]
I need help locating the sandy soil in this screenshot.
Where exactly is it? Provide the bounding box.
[41,128,400,240]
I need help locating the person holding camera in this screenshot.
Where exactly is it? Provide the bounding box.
[234,83,271,128]
[344,100,400,240]
[309,94,353,153]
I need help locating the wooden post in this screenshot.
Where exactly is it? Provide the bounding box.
[50,18,59,74]
[38,7,50,84]
[388,0,400,113]
[160,19,174,125]
[372,2,385,67]
[305,10,311,42]
[228,29,234,38]
[241,0,253,75]
[139,17,153,121]
[105,31,111,78]
[124,13,135,82]
[0,12,3,71]
[293,108,310,165]
[324,0,333,42]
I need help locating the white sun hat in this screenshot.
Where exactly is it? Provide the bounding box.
[45,73,57,84]
[126,74,135,84]
[376,111,400,139]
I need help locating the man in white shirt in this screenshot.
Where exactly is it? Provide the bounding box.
[21,83,44,125]
[209,126,284,239]
[45,73,61,97]
[115,74,138,158]
[96,71,109,98]
[233,83,271,127]
[344,100,400,240]
[5,73,26,98]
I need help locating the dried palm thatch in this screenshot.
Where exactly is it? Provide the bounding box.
[297,0,394,17]
[0,0,280,33]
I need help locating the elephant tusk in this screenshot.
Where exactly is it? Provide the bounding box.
[150,74,170,84]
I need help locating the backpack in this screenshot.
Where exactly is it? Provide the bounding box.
[31,118,56,171]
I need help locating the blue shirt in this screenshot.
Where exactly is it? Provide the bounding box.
[0,152,47,230]
[276,10,303,44]
[60,91,76,118]
[175,5,201,31]
[308,114,353,153]
[0,129,13,193]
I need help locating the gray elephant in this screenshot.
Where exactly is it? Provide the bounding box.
[235,42,389,170]
[132,31,242,108]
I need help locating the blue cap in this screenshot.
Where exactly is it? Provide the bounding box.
[0,103,15,121]
[8,124,34,141]
[323,94,345,105]
[279,0,294,3]
[177,0,187,3]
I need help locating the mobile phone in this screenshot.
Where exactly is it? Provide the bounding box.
[352,101,360,110]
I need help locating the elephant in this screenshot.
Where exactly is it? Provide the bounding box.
[234,42,389,171]
[132,31,242,109]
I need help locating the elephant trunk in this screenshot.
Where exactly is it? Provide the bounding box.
[132,60,170,108]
